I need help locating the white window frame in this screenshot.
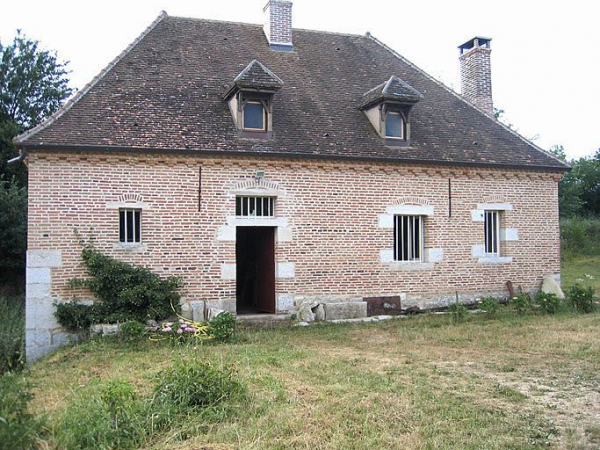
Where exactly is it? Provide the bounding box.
[484,210,501,256]
[384,111,404,139]
[119,208,142,244]
[393,215,423,262]
[243,100,267,131]
[236,196,275,218]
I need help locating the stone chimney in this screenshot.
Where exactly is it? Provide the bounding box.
[263,0,293,52]
[458,37,493,115]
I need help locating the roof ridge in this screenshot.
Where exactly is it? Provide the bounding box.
[15,11,169,145]
[365,33,569,169]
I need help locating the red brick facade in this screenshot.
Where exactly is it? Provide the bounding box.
[28,150,561,312]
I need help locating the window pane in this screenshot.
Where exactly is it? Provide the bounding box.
[134,211,141,243]
[394,215,422,261]
[119,211,125,242]
[236,197,242,216]
[385,112,402,138]
[244,102,265,130]
[127,210,134,242]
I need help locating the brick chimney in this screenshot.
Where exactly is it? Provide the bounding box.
[458,37,493,115]
[263,0,293,52]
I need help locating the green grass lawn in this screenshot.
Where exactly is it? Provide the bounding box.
[562,255,600,292]
[27,310,600,450]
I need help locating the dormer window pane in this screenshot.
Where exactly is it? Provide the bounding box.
[243,101,266,131]
[385,112,403,138]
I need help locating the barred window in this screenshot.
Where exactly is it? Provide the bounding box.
[394,215,423,262]
[236,196,275,217]
[119,209,141,243]
[484,210,500,256]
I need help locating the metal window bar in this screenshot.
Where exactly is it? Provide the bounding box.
[394,215,422,262]
[484,211,500,256]
[120,209,141,243]
[236,197,275,217]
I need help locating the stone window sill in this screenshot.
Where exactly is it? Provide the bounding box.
[113,243,147,252]
[477,256,513,264]
[387,261,435,271]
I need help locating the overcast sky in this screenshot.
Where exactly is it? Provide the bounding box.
[2,0,598,159]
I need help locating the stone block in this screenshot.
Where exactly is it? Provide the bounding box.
[207,298,236,313]
[190,301,206,322]
[26,297,59,329]
[425,248,443,263]
[542,274,565,299]
[27,250,62,268]
[323,302,367,320]
[26,267,51,284]
[51,331,78,347]
[220,263,236,280]
[276,262,295,279]
[277,294,294,311]
[26,329,51,348]
[26,283,51,299]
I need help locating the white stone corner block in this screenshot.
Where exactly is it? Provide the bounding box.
[216,225,236,241]
[471,244,485,258]
[501,228,519,241]
[386,204,434,216]
[276,262,295,279]
[27,250,62,268]
[477,202,513,211]
[471,210,484,222]
[425,248,444,263]
[220,263,236,280]
[26,267,51,285]
[380,249,394,263]
[26,283,51,299]
[277,293,294,311]
[277,226,293,242]
[378,214,394,229]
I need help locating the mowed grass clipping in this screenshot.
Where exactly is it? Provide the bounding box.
[27,312,600,450]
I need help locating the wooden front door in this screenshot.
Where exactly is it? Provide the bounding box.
[236,227,276,314]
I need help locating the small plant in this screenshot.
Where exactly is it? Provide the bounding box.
[448,303,469,323]
[156,318,213,343]
[534,292,562,314]
[55,379,149,450]
[54,300,98,331]
[208,312,237,342]
[566,284,595,313]
[479,296,501,315]
[120,321,147,346]
[510,293,531,315]
[153,359,246,414]
[0,372,41,449]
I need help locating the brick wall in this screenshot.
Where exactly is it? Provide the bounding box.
[28,151,561,312]
[460,46,493,115]
[264,0,293,46]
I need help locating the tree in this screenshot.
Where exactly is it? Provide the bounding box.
[0,31,72,185]
[0,32,72,287]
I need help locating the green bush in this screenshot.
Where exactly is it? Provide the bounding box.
[0,372,41,449]
[561,217,600,260]
[153,360,246,413]
[566,284,595,313]
[208,312,237,342]
[0,296,24,374]
[534,292,562,314]
[120,321,147,346]
[510,293,531,315]
[55,379,149,450]
[479,297,501,315]
[56,246,182,330]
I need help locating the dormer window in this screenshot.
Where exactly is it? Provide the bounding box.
[243,100,267,131]
[359,75,423,146]
[223,60,283,137]
[385,111,404,139]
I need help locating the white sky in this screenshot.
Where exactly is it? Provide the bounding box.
[2,0,599,159]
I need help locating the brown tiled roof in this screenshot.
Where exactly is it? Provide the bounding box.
[16,13,568,170]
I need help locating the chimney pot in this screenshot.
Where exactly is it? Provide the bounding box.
[263,0,293,52]
[458,36,493,115]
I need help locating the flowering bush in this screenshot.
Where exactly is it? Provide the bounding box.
[156,318,213,343]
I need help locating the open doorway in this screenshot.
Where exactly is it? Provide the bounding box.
[236,227,276,314]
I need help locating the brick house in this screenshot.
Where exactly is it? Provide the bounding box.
[15,1,568,360]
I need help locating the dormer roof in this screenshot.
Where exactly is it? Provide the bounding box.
[360,76,423,110]
[224,60,284,99]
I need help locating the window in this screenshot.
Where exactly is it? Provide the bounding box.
[484,210,500,256]
[243,101,266,131]
[394,215,423,261]
[119,209,141,243]
[236,196,275,217]
[385,111,404,139]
